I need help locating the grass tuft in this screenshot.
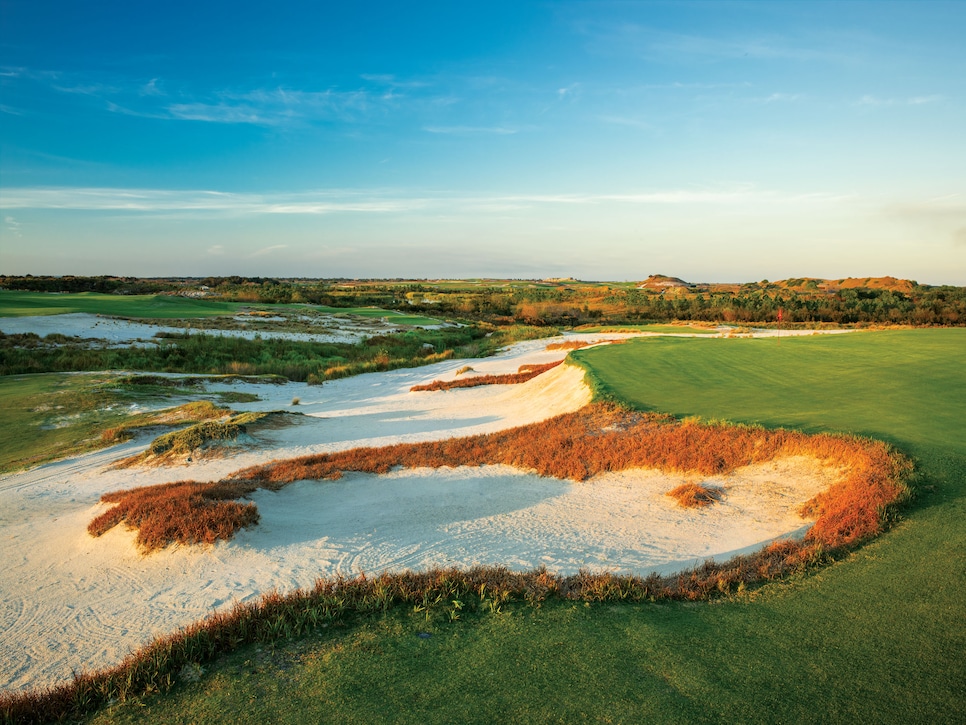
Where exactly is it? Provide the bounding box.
[666,482,721,507]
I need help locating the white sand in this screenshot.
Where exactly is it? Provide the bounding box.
[0,311,412,345]
[0,333,845,692]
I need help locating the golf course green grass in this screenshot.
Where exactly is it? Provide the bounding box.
[0,290,442,326]
[77,328,966,724]
[0,290,244,319]
[575,323,719,334]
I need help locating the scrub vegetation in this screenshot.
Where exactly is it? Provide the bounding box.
[0,325,552,382]
[4,273,964,326]
[0,376,238,474]
[409,360,564,391]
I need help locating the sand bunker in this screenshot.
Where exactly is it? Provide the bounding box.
[0,333,856,693]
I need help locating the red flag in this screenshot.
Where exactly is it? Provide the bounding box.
[777,308,783,322]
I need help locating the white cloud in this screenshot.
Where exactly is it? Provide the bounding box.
[207,244,225,255]
[597,115,652,130]
[3,215,22,237]
[249,244,288,258]
[423,125,518,135]
[0,185,853,217]
[761,92,802,103]
[858,94,943,107]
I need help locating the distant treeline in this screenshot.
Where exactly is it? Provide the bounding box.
[3,275,964,326]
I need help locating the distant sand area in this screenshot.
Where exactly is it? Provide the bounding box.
[0,330,852,692]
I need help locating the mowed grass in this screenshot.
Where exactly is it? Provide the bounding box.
[0,290,442,326]
[312,305,443,327]
[80,328,966,724]
[575,323,719,334]
[0,290,243,319]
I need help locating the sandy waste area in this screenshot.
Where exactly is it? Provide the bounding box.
[0,331,849,692]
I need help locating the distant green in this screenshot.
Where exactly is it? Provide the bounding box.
[89,329,966,724]
[0,290,442,325]
[575,323,718,334]
[0,290,243,318]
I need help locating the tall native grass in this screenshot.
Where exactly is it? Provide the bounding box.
[410,360,563,391]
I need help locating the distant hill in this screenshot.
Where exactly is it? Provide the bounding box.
[637,274,690,290]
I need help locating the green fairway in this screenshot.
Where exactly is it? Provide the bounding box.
[0,290,243,319]
[575,323,719,334]
[311,305,442,326]
[0,291,442,326]
[66,330,966,722]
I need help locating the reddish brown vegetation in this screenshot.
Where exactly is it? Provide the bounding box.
[409,360,563,391]
[88,481,260,550]
[545,340,593,351]
[666,482,720,508]
[89,403,910,556]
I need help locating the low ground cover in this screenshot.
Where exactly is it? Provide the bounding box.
[0,375,238,474]
[0,324,551,382]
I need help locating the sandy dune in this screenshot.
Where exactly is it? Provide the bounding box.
[0,334,843,692]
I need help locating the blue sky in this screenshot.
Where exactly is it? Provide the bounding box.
[1,0,964,283]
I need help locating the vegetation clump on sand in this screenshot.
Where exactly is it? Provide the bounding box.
[410,360,563,391]
[109,411,276,467]
[666,482,721,507]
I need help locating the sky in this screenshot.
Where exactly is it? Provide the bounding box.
[1,0,964,284]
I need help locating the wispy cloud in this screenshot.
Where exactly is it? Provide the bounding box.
[3,216,22,238]
[423,125,518,135]
[207,245,225,255]
[557,83,580,99]
[597,115,653,130]
[5,66,417,127]
[760,92,803,103]
[249,244,288,258]
[0,187,429,214]
[857,94,943,107]
[0,185,851,217]
[577,21,862,65]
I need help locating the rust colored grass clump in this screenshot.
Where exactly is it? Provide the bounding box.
[410,360,563,391]
[89,403,911,557]
[88,480,261,550]
[666,482,721,508]
[545,340,593,351]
